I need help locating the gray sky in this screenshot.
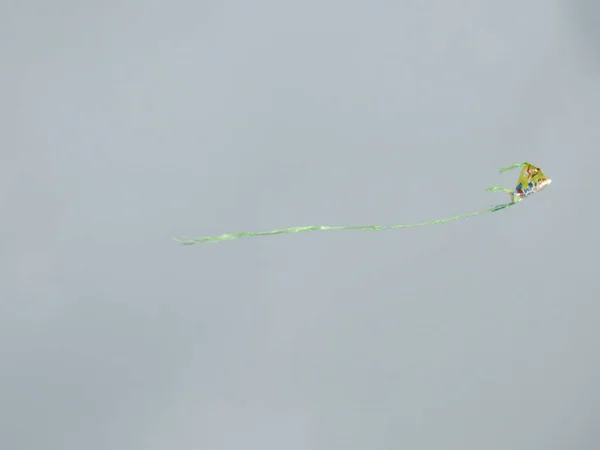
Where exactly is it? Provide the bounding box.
[4,1,600,449]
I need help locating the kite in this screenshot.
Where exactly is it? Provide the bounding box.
[174,162,551,245]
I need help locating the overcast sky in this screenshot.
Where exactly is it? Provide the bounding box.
[5,1,600,449]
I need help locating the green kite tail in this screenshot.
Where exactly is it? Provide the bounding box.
[173,202,516,245]
[499,162,528,173]
[174,162,547,245]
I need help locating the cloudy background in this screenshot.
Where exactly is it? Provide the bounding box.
[4,0,600,449]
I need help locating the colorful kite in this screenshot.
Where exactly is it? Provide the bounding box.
[174,162,551,245]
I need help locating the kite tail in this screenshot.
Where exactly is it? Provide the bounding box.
[499,162,528,173]
[485,186,513,194]
[173,203,517,245]
[487,162,531,203]
[174,163,531,245]
[486,185,517,204]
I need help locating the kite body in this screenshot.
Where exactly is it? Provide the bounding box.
[485,162,552,204]
[175,162,551,245]
[511,163,552,203]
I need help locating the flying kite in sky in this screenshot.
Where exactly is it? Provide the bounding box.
[174,162,551,245]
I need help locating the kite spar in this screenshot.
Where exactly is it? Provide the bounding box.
[174,162,551,245]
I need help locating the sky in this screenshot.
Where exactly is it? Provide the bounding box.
[4,1,600,449]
